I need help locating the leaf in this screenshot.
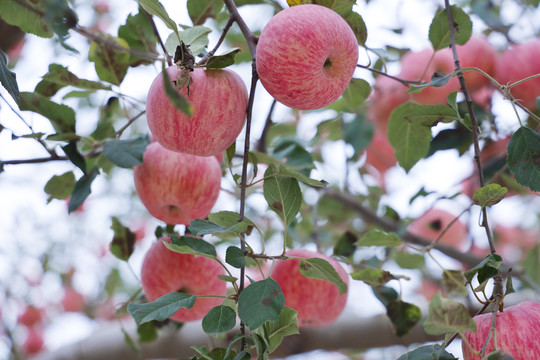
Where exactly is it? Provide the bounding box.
[523,244,540,286]
[442,270,467,297]
[298,257,347,295]
[408,71,457,94]
[330,78,371,113]
[138,0,180,40]
[205,211,256,238]
[118,8,158,66]
[161,63,193,116]
[357,229,402,247]
[423,292,476,335]
[388,102,458,172]
[333,231,358,258]
[88,37,130,86]
[137,321,158,343]
[392,251,425,269]
[507,126,540,192]
[342,11,368,46]
[486,350,517,360]
[68,167,99,214]
[464,253,502,284]
[386,300,422,336]
[204,48,242,69]
[35,63,111,97]
[0,51,19,105]
[44,172,76,202]
[180,26,212,56]
[286,0,308,5]
[128,292,196,326]
[202,305,237,337]
[19,92,76,133]
[165,235,218,260]
[343,115,374,158]
[429,5,472,51]
[103,135,150,168]
[0,0,53,38]
[397,344,459,360]
[473,184,508,208]
[188,219,236,237]
[109,217,136,261]
[263,164,302,227]
[351,268,400,287]
[237,278,285,330]
[226,246,246,269]
[62,141,86,174]
[372,286,398,307]
[271,138,314,170]
[187,0,223,25]
[264,306,299,353]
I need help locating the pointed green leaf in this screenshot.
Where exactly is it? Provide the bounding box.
[88,37,130,86]
[263,164,302,227]
[423,292,476,335]
[486,350,516,360]
[397,344,458,360]
[205,48,242,69]
[128,292,196,325]
[464,253,502,284]
[298,257,348,295]
[138,0,180,40]
[118,8,158,66]
[473,184,508,208]
[103,135,150,168]
[226,246,246,269]
[165,235,218,260]
[507,126,540,192]
[181,26,212,55]
[523,244,540,286]
[237,278,285,330]
[19,92,76,133]
[44,172,76,202]
[109,217,136,261]
[342,11,367,46]
[68,167,99,213]
[186,0,223,25]
[0,51,19,104]
[343,115,374,158]
[392,251,425,269]
[350,268,399,287]
[202,305,237,337]
[62,141,86,174]
[35,64,111,97]
[264,306,299,352]
[137,321,158,343]
[357,229,402,247]
[333,231,358,258]
[0,0,53,38]
[386,300,422,336]
[442,270,467,297]
[429,5,472,50]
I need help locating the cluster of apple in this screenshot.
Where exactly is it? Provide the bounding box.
[134,3,358,329]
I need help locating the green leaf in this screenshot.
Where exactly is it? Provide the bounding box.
[202,305,237,337]
[44,172,76,202]
[137,321,158,343]
[372,286,398,307]
[342,11,367,46]
[92,97,121,140]
[68,167,99,214]
[523,244,540,286]
[397,344,458,360]
[298,257,347,295]
[118,8,158,66]
[333,231,358,258]
[386,300,422,336]
[392,251,425,269]
[0,0,53,38]
[351,268,400,287]
[442,270,467,297]
[388,102,458,172]
[507,126,540,192]
[180,26,212,56]
[35,64,111,97]
[109,217,136,261]
[217,275,238,283]
[186,0,223,25]
[357,229,402,247]
[161,63,193,116]
[62,141,86,174]
[138,0,180,41]
[255,157,327,187]
[317,0,367,45]
[88,37,130,86]
[423,292,476,335]
[19,92,76,133]
[206,211,256,238]
[237,278,285,330]
[264,306,299,353]
[205,48,242,69]
[473,184,508,208]
[188,218,236,237]
[464,253,503,284]
[486,350,516,360]
[263,164,302,227]
[408,71,457,94]
[128,292,196,326]
[103,135,150,168]
[343,115,374,158]
[429,5,472,51]
[226,246,246,269]
[165,235,218,260]
[271,138,314,170]
[330,78,371,113]
[0,51,19,105]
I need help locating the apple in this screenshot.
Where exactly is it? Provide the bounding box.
[367,75,409,131]
[407,208,468,249]
[17,305,44,327]
[256,4,359,110]
[146,66,248,156]
[133,142,222,225]
[22,326,45,355]
[455,36,497,93]
[364,129,397,176]
[140,238,227,322]
[462,300,540,359]
[495,39,540,111]
[271,249,349,327]
[61,286,85,313]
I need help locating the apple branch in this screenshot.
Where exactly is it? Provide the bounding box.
[222,0,257,59]
[197,16,235,66]
[144,11,172,66]
[444,0,495,253]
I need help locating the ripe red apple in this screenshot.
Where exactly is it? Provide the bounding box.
[462,300,540,359]
[140,238,227,322]
[407,208,468,249]
[367,75,409,131]
[146,67,248,156]
[364,129,397,176]
[17,305,44,327]
[495,39,540,110]
[256,4,359,110]
[271,249,349,327]
[61,286,85,313]
[133,142,222,225]
[22,326,45,355]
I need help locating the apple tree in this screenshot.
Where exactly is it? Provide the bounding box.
[0,0,539,359]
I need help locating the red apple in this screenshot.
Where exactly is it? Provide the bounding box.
[61,286,85,313]
[271,249,349,327]
[456,36,497,93]
[462,300,540,359]
[495,39,540,111]
[407,208,468,249]
[22,326,45,355]
[256,4,359,110]
[133,142,222,225]
[140,238,227,322]
[364,129,397,176]
[367,75,409,131]
[146,67,248,156]
[17,305,44,327]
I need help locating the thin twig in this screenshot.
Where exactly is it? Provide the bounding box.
[197,16,235,66]
[144,11,172,66]
[114,110,146,137]
[356,64,422,86]
[222,0,257,58]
